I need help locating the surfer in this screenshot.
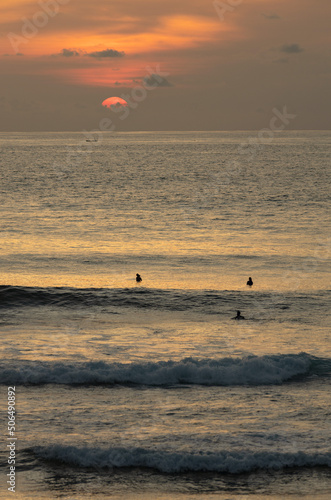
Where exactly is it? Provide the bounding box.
[232,310,245,320]
[246,277,253,286]
[136,273,142,283]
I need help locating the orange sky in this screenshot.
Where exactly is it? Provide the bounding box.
[1,0,330,130]
[1,1,231,86]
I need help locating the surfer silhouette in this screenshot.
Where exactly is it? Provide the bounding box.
[136,273,142,283]
[232,310,245,320]
[246,277,253,286]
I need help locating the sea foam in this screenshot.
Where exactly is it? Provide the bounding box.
[0,353,326,386]
[31,444,331,473]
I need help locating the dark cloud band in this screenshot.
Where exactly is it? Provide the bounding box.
[280,43,304,54]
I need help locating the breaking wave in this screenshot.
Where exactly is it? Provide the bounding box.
[1,353,329,386]
[31,444,331,473]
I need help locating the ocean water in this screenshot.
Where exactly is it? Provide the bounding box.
[0,131,330,499]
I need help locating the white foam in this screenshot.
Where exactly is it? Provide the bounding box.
[0,353,315,386]
[32,444,331,473]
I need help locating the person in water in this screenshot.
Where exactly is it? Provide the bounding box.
[136,273,142,283]
[247,277,253,286]
[232,310,245,320]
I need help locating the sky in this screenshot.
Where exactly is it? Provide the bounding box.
[0,0,330,131]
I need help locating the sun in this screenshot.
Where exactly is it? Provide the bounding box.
[102,97,128,110]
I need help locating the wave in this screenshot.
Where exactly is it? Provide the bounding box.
[1,353,329,386]
[0,285,239,311]
[0,285,327,314]
[31,444,331,473]
[0,285,114,310]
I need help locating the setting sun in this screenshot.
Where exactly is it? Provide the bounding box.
[0,1,330,499]
[102,97,129,110]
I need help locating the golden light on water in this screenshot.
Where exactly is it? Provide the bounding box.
[0,227,328,291]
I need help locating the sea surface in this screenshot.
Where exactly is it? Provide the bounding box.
[0,131,330,499]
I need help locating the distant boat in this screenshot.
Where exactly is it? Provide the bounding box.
[86,139,98,142]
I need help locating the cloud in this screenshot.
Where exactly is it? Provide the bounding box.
[2,53,24,57]
[280,43,304,54]
[262,14,280,20]
[87,49,125,58]
[61,49,80,57]
[143,74,173,87]
[55,47,125,59]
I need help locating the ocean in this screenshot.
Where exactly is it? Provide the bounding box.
[0,130,330,499]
